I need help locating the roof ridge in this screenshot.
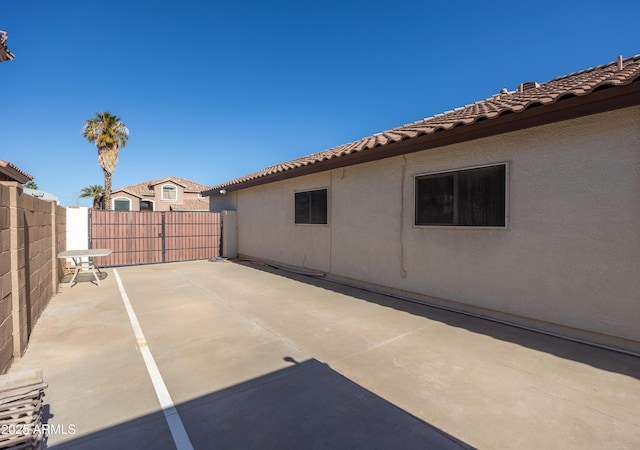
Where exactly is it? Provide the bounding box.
[548,54,640,83]
[206,53,640,193]
[114,176,211,193]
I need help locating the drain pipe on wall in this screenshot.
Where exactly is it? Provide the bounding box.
[399,155,408,278]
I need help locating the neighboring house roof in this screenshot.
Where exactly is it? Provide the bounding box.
[0,30,14,62]
[204,54,640,195]
[112,176,211,198]
[170,198,210,211]
[112,189,143,199]
[0,159,34,183]
[22,188,59,204]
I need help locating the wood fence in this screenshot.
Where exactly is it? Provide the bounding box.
[89,211,221,267]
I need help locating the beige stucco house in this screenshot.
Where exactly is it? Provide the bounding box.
[111,176,210,212]
[204,55,640,355]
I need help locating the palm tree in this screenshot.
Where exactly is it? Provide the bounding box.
[79,184,104,210]
[81,111,129,210]
[24,180,38,189]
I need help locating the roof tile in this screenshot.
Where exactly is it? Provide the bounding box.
[170,198,209,211]
[113,176,211,196]
[208,54,640,192]
[0,159,34,181]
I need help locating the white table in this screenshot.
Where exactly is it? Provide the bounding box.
[57,249,112,287]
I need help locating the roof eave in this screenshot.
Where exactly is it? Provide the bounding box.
[0,167,34,184]
[150,178,187,188]
[203,81,640,196]
[111,189,143,199]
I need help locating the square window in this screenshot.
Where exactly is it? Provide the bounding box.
[140,200,153,211]
[415,164,506,227]
[114,199,130,211]
[295,189,328,224]
[162,185,177,201]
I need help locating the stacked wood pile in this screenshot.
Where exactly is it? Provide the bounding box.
[0,370,47,449]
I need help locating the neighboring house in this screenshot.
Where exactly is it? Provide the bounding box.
[22,188,59,204]
[0,159,32,183]
[110,176,211,211]
[0,159,59,203]
[204,54,640,355]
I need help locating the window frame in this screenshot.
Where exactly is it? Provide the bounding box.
[294,187,329,225]
[161,184,178,202]
[113,197,131,212]
[414,162,509,229]
[140,200,154,211]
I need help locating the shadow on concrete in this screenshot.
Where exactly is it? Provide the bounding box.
[48,358,472,449]
[236,261,640,380]
[60,271,109,286]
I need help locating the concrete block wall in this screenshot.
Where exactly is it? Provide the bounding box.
[0,185,12,375]
[0,182,66,373]
[56,204,66,283]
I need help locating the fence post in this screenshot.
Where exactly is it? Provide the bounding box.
[161,212,166,263]
[88,210,92,249]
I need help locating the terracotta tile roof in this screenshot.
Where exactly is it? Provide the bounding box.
[113,176,211,197]
[0,159,34,183]
[206,54,640,194]
[170,198,210,211]
[0,31,14,62]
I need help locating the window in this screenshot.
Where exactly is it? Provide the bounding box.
[140,200,154,211]
[415,164,506,227]
[113,198,130,211]
[162,185,177,201]
[295,189,328,224]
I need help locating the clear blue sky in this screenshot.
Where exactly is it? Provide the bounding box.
[2,0,639,207]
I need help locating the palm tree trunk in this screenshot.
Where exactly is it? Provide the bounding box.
[103,169,112,210]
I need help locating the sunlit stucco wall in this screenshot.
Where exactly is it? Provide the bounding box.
[231,105,640,353]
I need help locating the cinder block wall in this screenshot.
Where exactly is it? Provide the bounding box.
[0,182,66,373]
[0,185,12,374]
[55,204,66,287]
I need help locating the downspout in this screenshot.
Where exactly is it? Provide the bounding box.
[328,170,335,274]
[399,155,408,278]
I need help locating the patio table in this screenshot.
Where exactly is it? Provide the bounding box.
[57,249,112,287]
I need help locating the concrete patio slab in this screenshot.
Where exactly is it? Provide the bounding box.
[8,260,640,449]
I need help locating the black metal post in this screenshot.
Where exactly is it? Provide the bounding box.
[161,212,166,263]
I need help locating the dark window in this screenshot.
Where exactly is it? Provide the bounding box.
[140,200,153,211]
[415,164,506,227]
[114,199,130,211]
[295,189,328,224]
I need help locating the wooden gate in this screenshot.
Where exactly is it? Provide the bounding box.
[89,211,221,267]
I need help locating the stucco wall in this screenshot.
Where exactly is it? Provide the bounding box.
[237,172,332,272]
[113,183,205,212]
[111,193,141,211]
[66,207,88,251]
[153,183,181,211]
[210,191,238,213]
[232,105,640,353]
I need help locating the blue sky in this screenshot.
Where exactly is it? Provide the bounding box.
[2,0,639,207]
